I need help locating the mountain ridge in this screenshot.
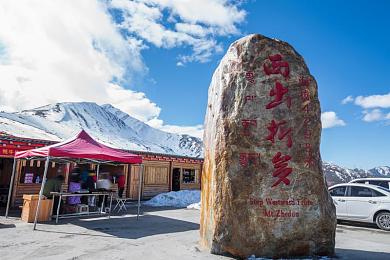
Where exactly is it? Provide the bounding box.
[323,162,390,186]
[0,102,388,180]
[0,102,203,158]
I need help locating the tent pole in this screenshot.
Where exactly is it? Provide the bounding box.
[5,158,17,218]
[96,164,100,180]
[33,156,50,231]
[137,164,144,220]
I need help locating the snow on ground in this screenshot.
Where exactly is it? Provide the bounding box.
[144,190,200,208]
[187,201,201,210]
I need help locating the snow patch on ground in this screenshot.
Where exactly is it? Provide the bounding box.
[187,201,201,210]
[144,190,200,208]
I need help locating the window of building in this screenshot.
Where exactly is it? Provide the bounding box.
[182,169,196,184]
[19,160,44,184]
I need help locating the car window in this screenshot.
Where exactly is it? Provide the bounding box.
[376,186,390,193]
[369,180,390,189]
[353,180,365,183]
[329,186,346,197]
[372,189,386,197]
[349,186,373,197]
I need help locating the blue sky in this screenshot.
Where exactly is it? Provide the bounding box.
[136,1,390,169]
[0,1,389,169]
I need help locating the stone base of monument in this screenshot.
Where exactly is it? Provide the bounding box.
[200,34,336,258]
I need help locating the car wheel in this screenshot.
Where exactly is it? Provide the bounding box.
[376,212,390,231]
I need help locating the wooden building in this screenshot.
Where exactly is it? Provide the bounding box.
[0,133,203,208]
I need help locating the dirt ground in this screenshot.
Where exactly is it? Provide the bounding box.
[1,206,390,260]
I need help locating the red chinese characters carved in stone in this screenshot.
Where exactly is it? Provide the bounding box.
[263,54,290,78]
[304,129,312,140]
[304,157,315,168]
[245,95,257,103]
[299,76,311,87]
[242,119,257,136]
[299,76,311,113]
[245,71,255,84]
[301,143,314,168]
[302,100,310,114]
[266,81,290,109]
[266,120,292,148]
[303,117,311,125]
[271,152,293,187]
[302,143,312,153]
[240,153,260,167]
[301,88,310,102]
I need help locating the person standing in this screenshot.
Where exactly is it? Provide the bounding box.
[43,175,64,198]
[117,173,125,198]
[96,173,112,191]
[96,172,112,211]
[43,175,64,214]
[68,173,81,205]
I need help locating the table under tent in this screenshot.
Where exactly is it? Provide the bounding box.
[5,130,143,230]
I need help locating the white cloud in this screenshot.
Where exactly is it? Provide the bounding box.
[109,0,245,64]
[345,93,390,124]
[361,109,390,123]
[149,0,245,33]
[355,93,390,108]
[0,0,153,120]
[147,118,204,139]
[0,0,244,136]
[341,95,354,104]
[321,111,346,129]
[362,109,384,122]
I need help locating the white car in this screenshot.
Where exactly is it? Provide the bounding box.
[328,183,390,231]
[349,178,390,189]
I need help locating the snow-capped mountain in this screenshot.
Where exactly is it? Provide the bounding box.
[323,162,390,186]
[0,102,203,157]
[369,166,390,177]
[0,103,387,175]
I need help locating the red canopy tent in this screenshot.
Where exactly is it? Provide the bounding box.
[15,130,142,164]
[5,130,144,229]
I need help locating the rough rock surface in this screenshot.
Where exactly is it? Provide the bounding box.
[200,34,336,258]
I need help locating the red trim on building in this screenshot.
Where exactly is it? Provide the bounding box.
[0,134,204,164]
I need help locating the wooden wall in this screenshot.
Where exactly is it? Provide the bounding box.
[127,160,202,200]
[143,162,170,198]
[128,161,170,199]
[11,160,71,207]
[9,158,203,206]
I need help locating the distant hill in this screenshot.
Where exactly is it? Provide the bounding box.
[0,102,203,158]
[323,162,390,186]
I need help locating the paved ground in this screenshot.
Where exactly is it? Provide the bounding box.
[1,206,390,260]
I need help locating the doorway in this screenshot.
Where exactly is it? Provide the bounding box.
[172,168,181,191]
[0,158,13,207]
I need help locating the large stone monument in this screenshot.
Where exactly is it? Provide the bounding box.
[200,34,336,258]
